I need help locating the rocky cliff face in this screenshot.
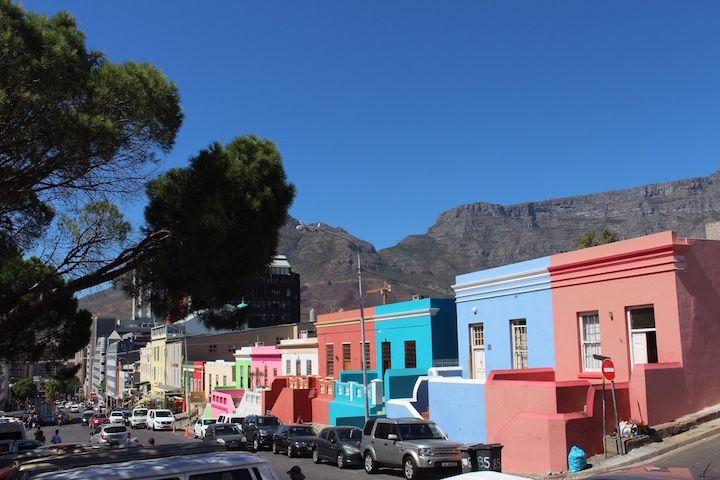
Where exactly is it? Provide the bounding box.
[284,172,720,317]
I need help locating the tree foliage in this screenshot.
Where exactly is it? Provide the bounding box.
[44,378,61,402]
[0,0,182,360]
[11,378,37,401]
[577,228,620,249]
[136,136,295,324]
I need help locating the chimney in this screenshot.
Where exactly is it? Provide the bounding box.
[705,221,720,240]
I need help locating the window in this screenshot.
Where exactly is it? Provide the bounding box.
[326,344,334,376]
[264,366,268,386]
[580,312,602,371]
[273,368,277,377]
[510,319,528,369]
[373,422,389,439]
[404,341,417,368]
[306,359,312,375]
[342,343,352,371]
[381,342,392,373]
[362,342,371,369]
[209,344,217,353]
[286,359,291,374]
[228,344,235,353]
[222,375,227,386]
[208,374,212,388]
[296,359,301,375]
[469,323,485,380]
[363,418,376,435]
[628,306,658,365]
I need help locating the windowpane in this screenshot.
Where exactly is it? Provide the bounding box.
[404,341,417,369]
[630,307,656,330]
[510,319,528,369]
[580,313,601,371]
[326,344,334,376]
[306,359,312,375]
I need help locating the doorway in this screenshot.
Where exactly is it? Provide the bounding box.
[627,306,658,366]
[469,323,486,380]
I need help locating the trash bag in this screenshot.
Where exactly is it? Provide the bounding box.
[568,445,587,473]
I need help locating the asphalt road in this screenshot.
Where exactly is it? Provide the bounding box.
[35,413,411,480]
[651,432,720,478]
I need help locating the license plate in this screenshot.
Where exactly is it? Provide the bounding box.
[441,462,457,467]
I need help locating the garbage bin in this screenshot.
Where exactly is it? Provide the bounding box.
[465,443,503,472]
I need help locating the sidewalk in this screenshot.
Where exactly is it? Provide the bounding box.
[567,404,720,478]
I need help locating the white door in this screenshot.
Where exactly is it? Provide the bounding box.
[470,323,486,380]
[631,332,648,365]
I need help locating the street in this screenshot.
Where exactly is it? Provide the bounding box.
[650,433,720,478]
[36,414,408,480]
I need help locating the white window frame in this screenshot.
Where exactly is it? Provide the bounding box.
[627,305,657,366]
[579,312,602,372]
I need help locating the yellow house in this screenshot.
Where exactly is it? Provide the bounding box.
[149,324,170,398]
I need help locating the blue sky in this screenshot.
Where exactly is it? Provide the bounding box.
[24,1,720,249]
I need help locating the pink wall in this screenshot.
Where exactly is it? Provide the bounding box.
[250,346,282,388]
[550,231,684,384]
[210,389,245,418]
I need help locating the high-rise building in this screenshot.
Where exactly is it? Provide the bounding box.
[241,255,301,328]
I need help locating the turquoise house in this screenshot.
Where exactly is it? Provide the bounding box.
[329,297,458,427]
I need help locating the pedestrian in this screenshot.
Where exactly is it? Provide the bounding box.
[286,466,305,480]
[51,429,61,444]
[147,437,155,446]
[34,429,46,443]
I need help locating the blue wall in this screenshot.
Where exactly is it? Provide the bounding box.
[455,256,555,378]
[428,378,486,443]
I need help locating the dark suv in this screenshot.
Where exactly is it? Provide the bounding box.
[241,415,282,451]
[361,417,464,480]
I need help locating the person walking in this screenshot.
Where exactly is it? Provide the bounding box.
[50,429,62,444]
[34,429,46,443]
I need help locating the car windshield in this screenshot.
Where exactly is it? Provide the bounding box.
[82,413,93,418]
[215,425,240,435]
[155,411,172,417]
[230,417,243,424]
[337,428,362,441]
[289,426,315,436]
[133,409,148,416]
[398,423,446,440]
[110,412,123,417]
[203,419,216,425]
[257,417,279,426]
[104,426,126,433]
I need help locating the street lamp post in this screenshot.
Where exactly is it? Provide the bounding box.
[296,221,370,422]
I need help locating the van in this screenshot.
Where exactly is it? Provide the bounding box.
[21,450,278,479]
[129,408,148,429]
[0,418,26,442]
[146,409,174,431]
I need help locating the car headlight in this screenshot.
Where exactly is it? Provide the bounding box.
[294,441,303,446]
[217,438,226,443]
[342,444,361,454]
[418,447,433,456]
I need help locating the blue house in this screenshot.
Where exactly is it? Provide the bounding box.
[427,257,556,443]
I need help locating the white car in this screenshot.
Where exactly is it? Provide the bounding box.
[147,409,175,431]
[129,408,148,429]
[193,418,217,439]
[220,415,244,425]
[70,404,80,413]
[109,411,125,424]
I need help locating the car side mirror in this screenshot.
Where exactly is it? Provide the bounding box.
[387,434,398,441]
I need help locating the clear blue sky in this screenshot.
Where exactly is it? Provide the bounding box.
[24,1,720,249]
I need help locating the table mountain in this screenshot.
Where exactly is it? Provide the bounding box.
[282,171,720,317]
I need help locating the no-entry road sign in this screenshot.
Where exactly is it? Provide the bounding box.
[601,359,616,381]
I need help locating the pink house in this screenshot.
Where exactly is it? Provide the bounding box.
[250,345,283,389]
[485,231,720,474]
[209,389,245,418]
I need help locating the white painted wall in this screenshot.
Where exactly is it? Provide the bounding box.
[280,352,318,376]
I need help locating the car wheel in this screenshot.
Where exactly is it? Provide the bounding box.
[337,451,346,469]
[364,452,379,474]
[312,448,321,464]
[253,437,260,452]
[403,456,420,480]
[287,445,294,458]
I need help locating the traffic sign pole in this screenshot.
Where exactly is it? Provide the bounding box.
[602,377,607,458]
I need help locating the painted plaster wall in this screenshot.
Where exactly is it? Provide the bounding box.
[235,358,252,389]
[316,307,377,379]
[455,256,555,379]
[250,346,282,388]
[550,232,683,383]
[281,352,318,376]
[428,377,485,443]
[203,361,235,397]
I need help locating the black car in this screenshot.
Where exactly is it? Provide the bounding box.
[312,426,363,468]
[241,415,282,451]
[202,423,247,450]
[272,424,317,458]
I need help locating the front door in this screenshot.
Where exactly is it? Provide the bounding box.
[470,323,486,380]
[631,332,648,364]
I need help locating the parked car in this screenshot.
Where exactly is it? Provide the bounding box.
[193,418,217,439]
[312,426,363,468]
[69,405,79,414]
[219,415,245,425]
[202,423,247,450]
[241,415,282,451]
[89,414,110,429]
[108,411,125,425]
[360,417,464,480]
[89,424,131,446]
[129,408,148,429]
[146,409,175,431]
[272,424,317,458]
[81,411,94,426]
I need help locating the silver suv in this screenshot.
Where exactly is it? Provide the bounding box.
[360,417,464,480]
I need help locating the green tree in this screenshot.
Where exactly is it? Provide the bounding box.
[577,228,620,249]
[11,378,37,402]
[137,136,295,324]
[0,0,182,360]
[44,379,61,402]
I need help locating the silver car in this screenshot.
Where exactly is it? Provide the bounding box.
[89,424,131,446]
[361,418,464,480]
